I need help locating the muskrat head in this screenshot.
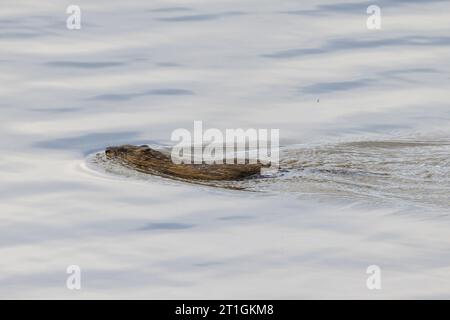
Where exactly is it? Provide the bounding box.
[105,145,151,158]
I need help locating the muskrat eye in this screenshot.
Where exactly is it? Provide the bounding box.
[139,145,151,151]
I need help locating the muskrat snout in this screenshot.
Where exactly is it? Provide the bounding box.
[105,147,117,158]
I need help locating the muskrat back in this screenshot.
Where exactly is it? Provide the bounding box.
[105,145,264,181]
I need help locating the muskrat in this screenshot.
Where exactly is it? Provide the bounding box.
[105,145,265,181]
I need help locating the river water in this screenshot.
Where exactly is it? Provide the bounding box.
[1,0,450,298]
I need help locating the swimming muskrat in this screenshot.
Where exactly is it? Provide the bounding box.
[105,145,265,181]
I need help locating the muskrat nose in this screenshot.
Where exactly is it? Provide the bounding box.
[105,147,115,156]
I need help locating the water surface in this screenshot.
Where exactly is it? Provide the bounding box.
[1,0,450,299]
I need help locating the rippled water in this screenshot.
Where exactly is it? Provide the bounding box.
[269,139,450,207]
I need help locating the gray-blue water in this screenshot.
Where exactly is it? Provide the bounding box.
[1,0,450,299]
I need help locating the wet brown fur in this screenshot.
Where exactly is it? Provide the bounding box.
[105,145,264,181]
